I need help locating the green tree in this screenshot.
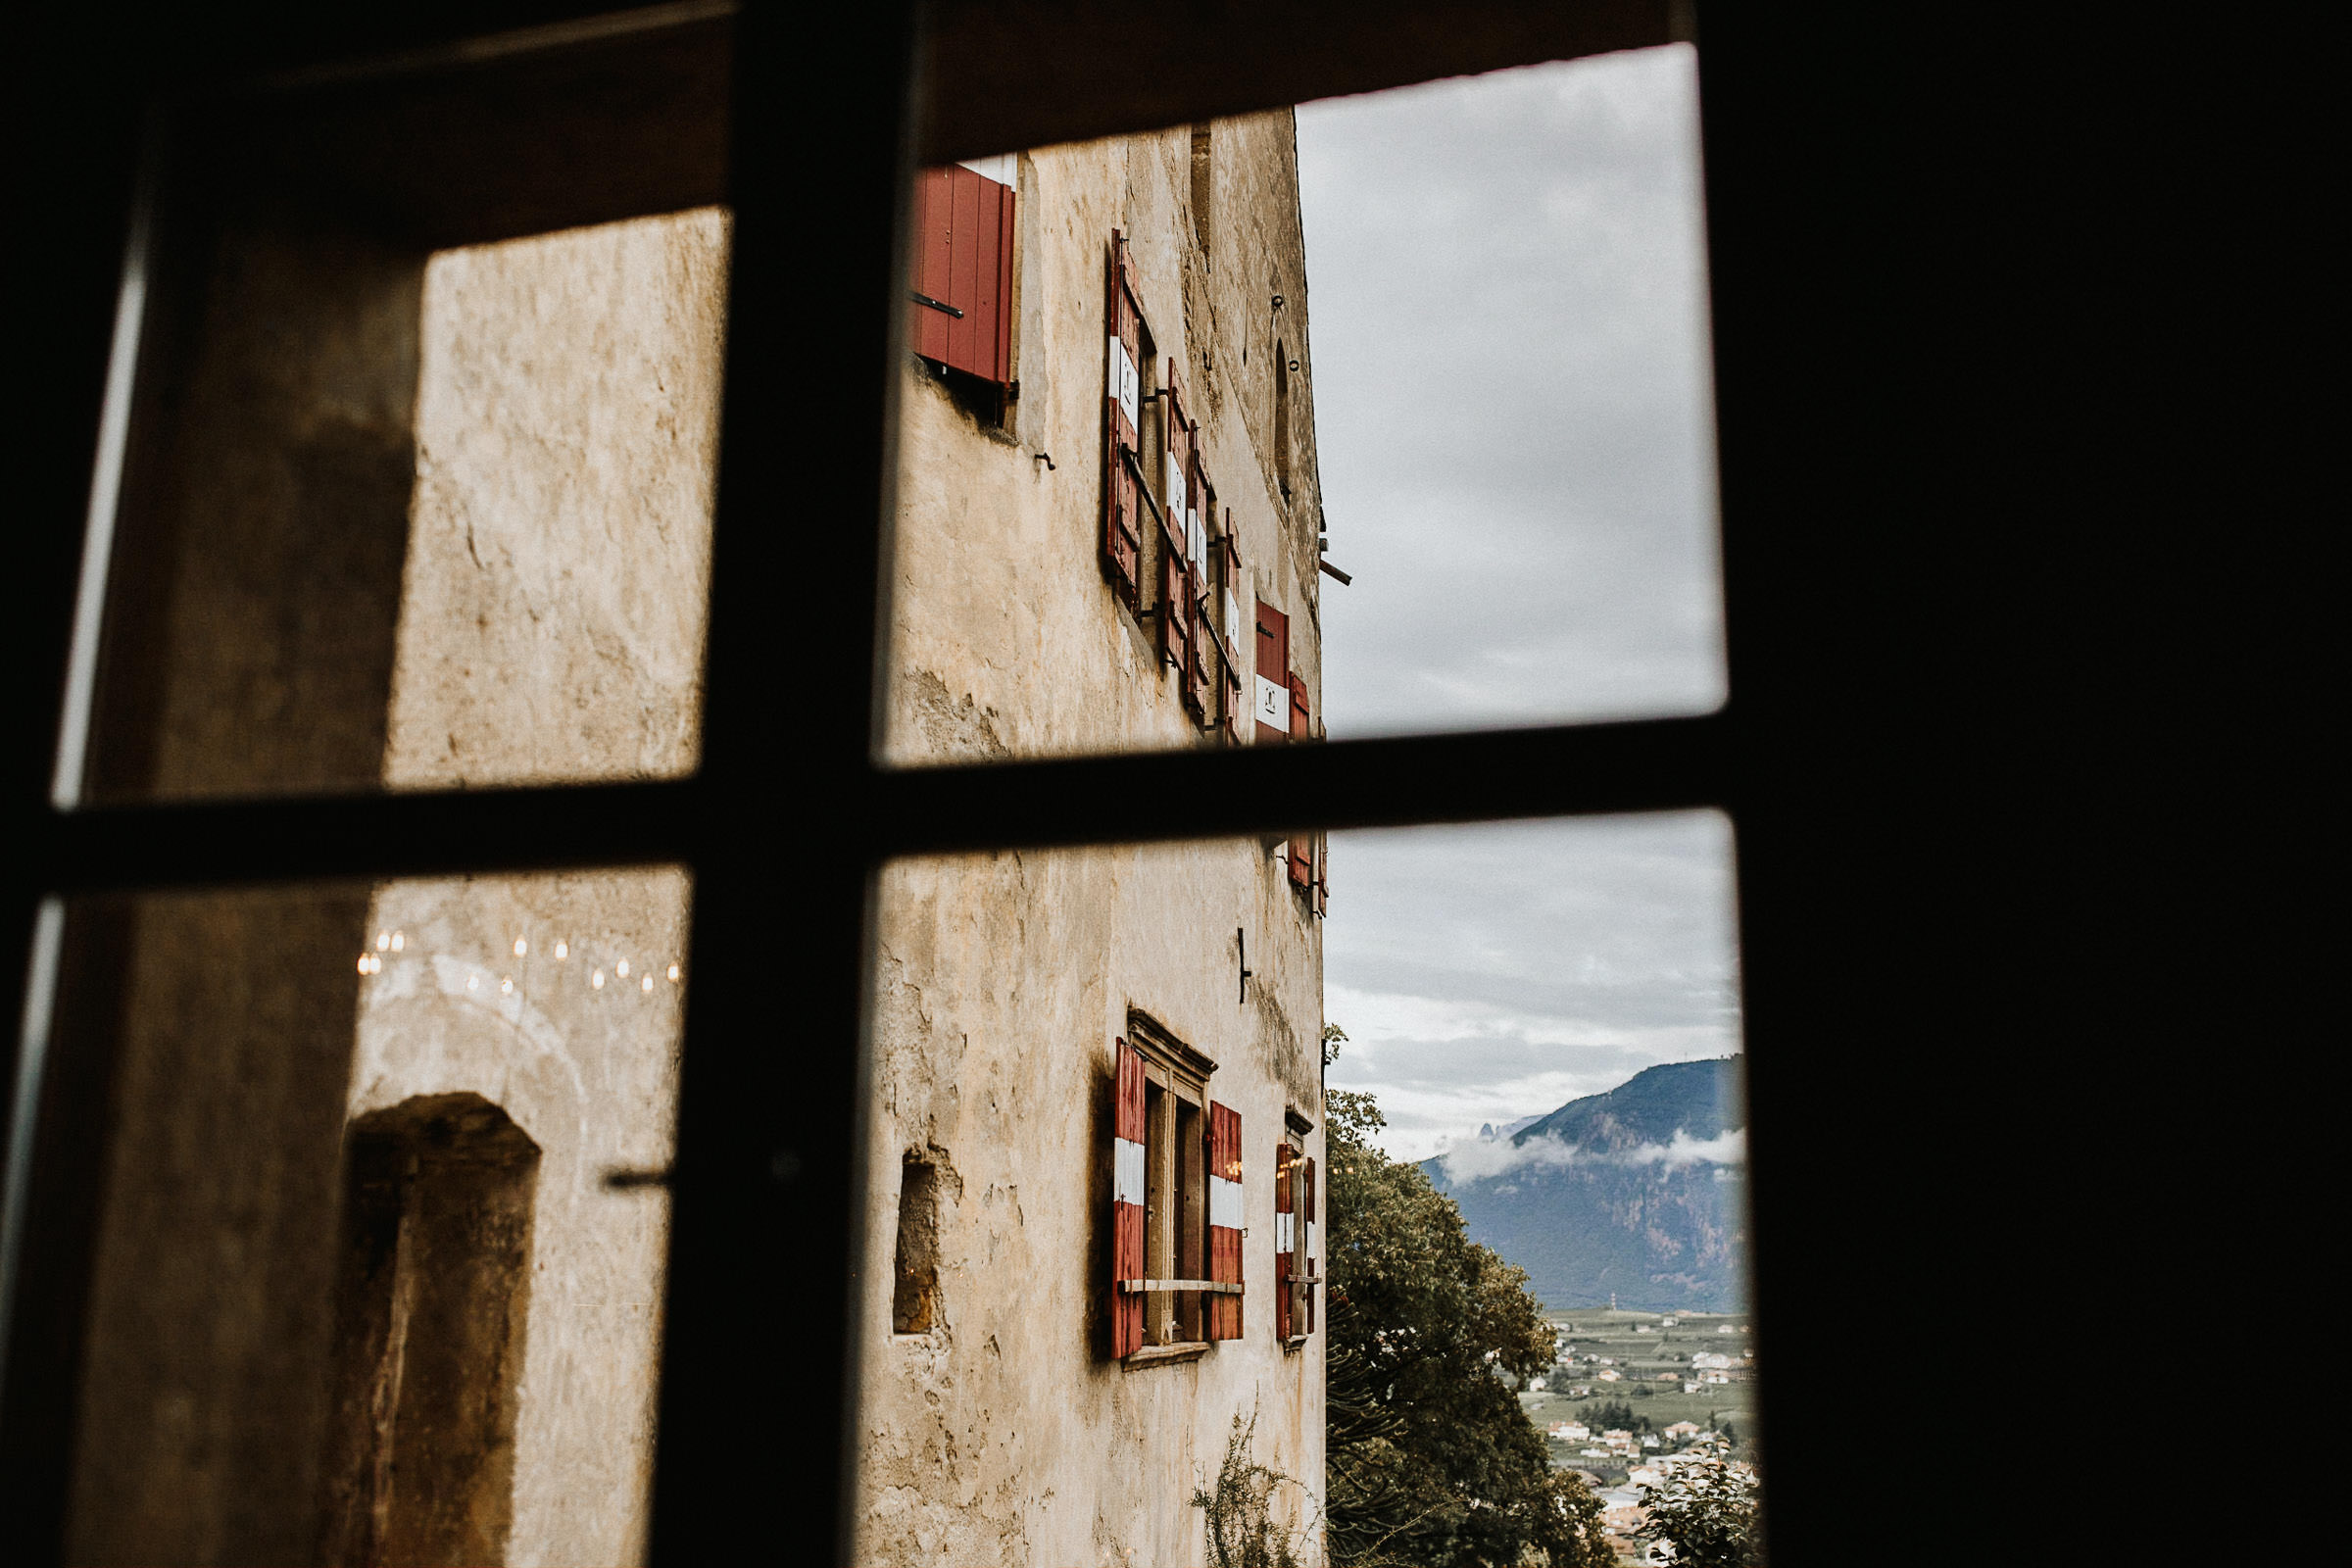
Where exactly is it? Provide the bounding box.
[1325,1088,1614,1568]
[1633,1454,1763,1567]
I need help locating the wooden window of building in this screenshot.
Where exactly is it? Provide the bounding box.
[1108,1017,1237,1363]
[318,1094,540,1568]
[1277,1110,1318,1346]
[906,163,1014,388]
[1102,230,1148,603]
[1253,598,1291,742]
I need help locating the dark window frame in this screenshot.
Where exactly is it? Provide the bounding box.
[0,4,1942,1565]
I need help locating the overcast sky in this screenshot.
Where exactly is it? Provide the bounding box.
[1297,47,1742,1161]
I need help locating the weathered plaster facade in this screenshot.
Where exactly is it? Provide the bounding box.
[862,114,1329,1566]
[56,108,1325,1566]
[63,210,715,1565]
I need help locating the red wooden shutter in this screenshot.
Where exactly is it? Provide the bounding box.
[1302,1155,1318,1334]
[1253,600,1290,743]
[909,168,956,365]
[1159,549,1194,678]
[908,165,1015,384]
[1287,673,1313,886]
[1207,1102,1244,1340]
[1111,1038,1146,1357]
[1218,517,1244,742]
[1162,372,1196,559]
[1102,233,1144,602]
[1274,1143,1295,1340]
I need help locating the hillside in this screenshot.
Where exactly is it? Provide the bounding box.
[1421,1057,1747,1313]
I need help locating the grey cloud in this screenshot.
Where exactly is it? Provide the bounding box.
[1297,45,1722,735]
[1298,53,1735,1161]
[1438,1126,1747,1186]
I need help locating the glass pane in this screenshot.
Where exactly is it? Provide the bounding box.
[879,44,1717,767]
[58,10,729,805]
[11,869,688,1565]
[858,814,1758,1566]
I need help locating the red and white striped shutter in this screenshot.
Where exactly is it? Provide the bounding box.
[1287,674,1313,886]
[1274,1142,1295,1339]
[1302,1156,1319,1335]
[1218,516,1245,741]
[1102,235,1143,602]
[1181,466,1211,716]
[1253,600,1290,743]
[1111,1038,1147,1357]
[1162,373,1194,558]
[1207,1102,1245,1340]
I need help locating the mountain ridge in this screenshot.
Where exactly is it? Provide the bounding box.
[1422,1057,1747,1313]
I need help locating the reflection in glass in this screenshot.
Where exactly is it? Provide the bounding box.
[59,6,731,806]
[31,869,686,1564]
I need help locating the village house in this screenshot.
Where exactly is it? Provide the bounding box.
[1665,1420,1701,1442]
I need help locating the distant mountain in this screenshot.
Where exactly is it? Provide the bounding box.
[1421,1058,1747,1313]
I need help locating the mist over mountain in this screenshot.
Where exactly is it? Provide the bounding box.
[1421,1057,1747,1313]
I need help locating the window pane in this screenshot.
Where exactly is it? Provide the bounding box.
[879,45,1718,767]
[858,813,1760,1565]
[57,12,729,805]
[1324,812,1756,1544]
[11,869,688,1564]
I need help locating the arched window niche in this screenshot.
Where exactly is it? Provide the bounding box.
[317,1092,542,1567]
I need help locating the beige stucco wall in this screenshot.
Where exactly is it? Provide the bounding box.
[861,114,1328,1566]
[883,114,1324,767]
[63,208,717,1566]
[349,207,724,1564]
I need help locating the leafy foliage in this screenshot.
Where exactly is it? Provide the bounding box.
[1193,1408,1304,1568]
[1634,1455,1764,1567]
[1325,1088,1615,1568]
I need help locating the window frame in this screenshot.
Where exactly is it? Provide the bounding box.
[1120,1011,1221,1363]
[0,5,1922,1566]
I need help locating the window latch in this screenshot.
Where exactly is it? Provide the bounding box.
[909,289,964,318]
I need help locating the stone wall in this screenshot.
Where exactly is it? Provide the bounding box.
[860,113,1328,1566]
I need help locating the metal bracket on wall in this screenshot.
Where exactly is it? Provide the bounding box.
[1237,925,1252,1004]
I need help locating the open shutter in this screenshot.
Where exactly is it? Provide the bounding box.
[1102,233,1144,603]
[908,164,1014,384]
[1314,836,1329,916]
[1288,673,1314,887]
[1207,1102,1245,1340]
[1285,673,1314,888]
[1302,1155,1318,1334]
[1182,468,1213,718]
[1253,600,1290,743]
[1158,377,1199,682]
[1274,1143,1295,1340]
[1217,516,1245,742]
[1111,1038,1147,1357]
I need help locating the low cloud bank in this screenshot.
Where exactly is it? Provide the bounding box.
[1438,1125,1745,1185]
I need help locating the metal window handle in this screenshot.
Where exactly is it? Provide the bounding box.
[909,289,964,318]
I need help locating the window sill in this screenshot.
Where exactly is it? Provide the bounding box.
[1123,1343,1211,1370]
[1283,1335,1312,1352]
